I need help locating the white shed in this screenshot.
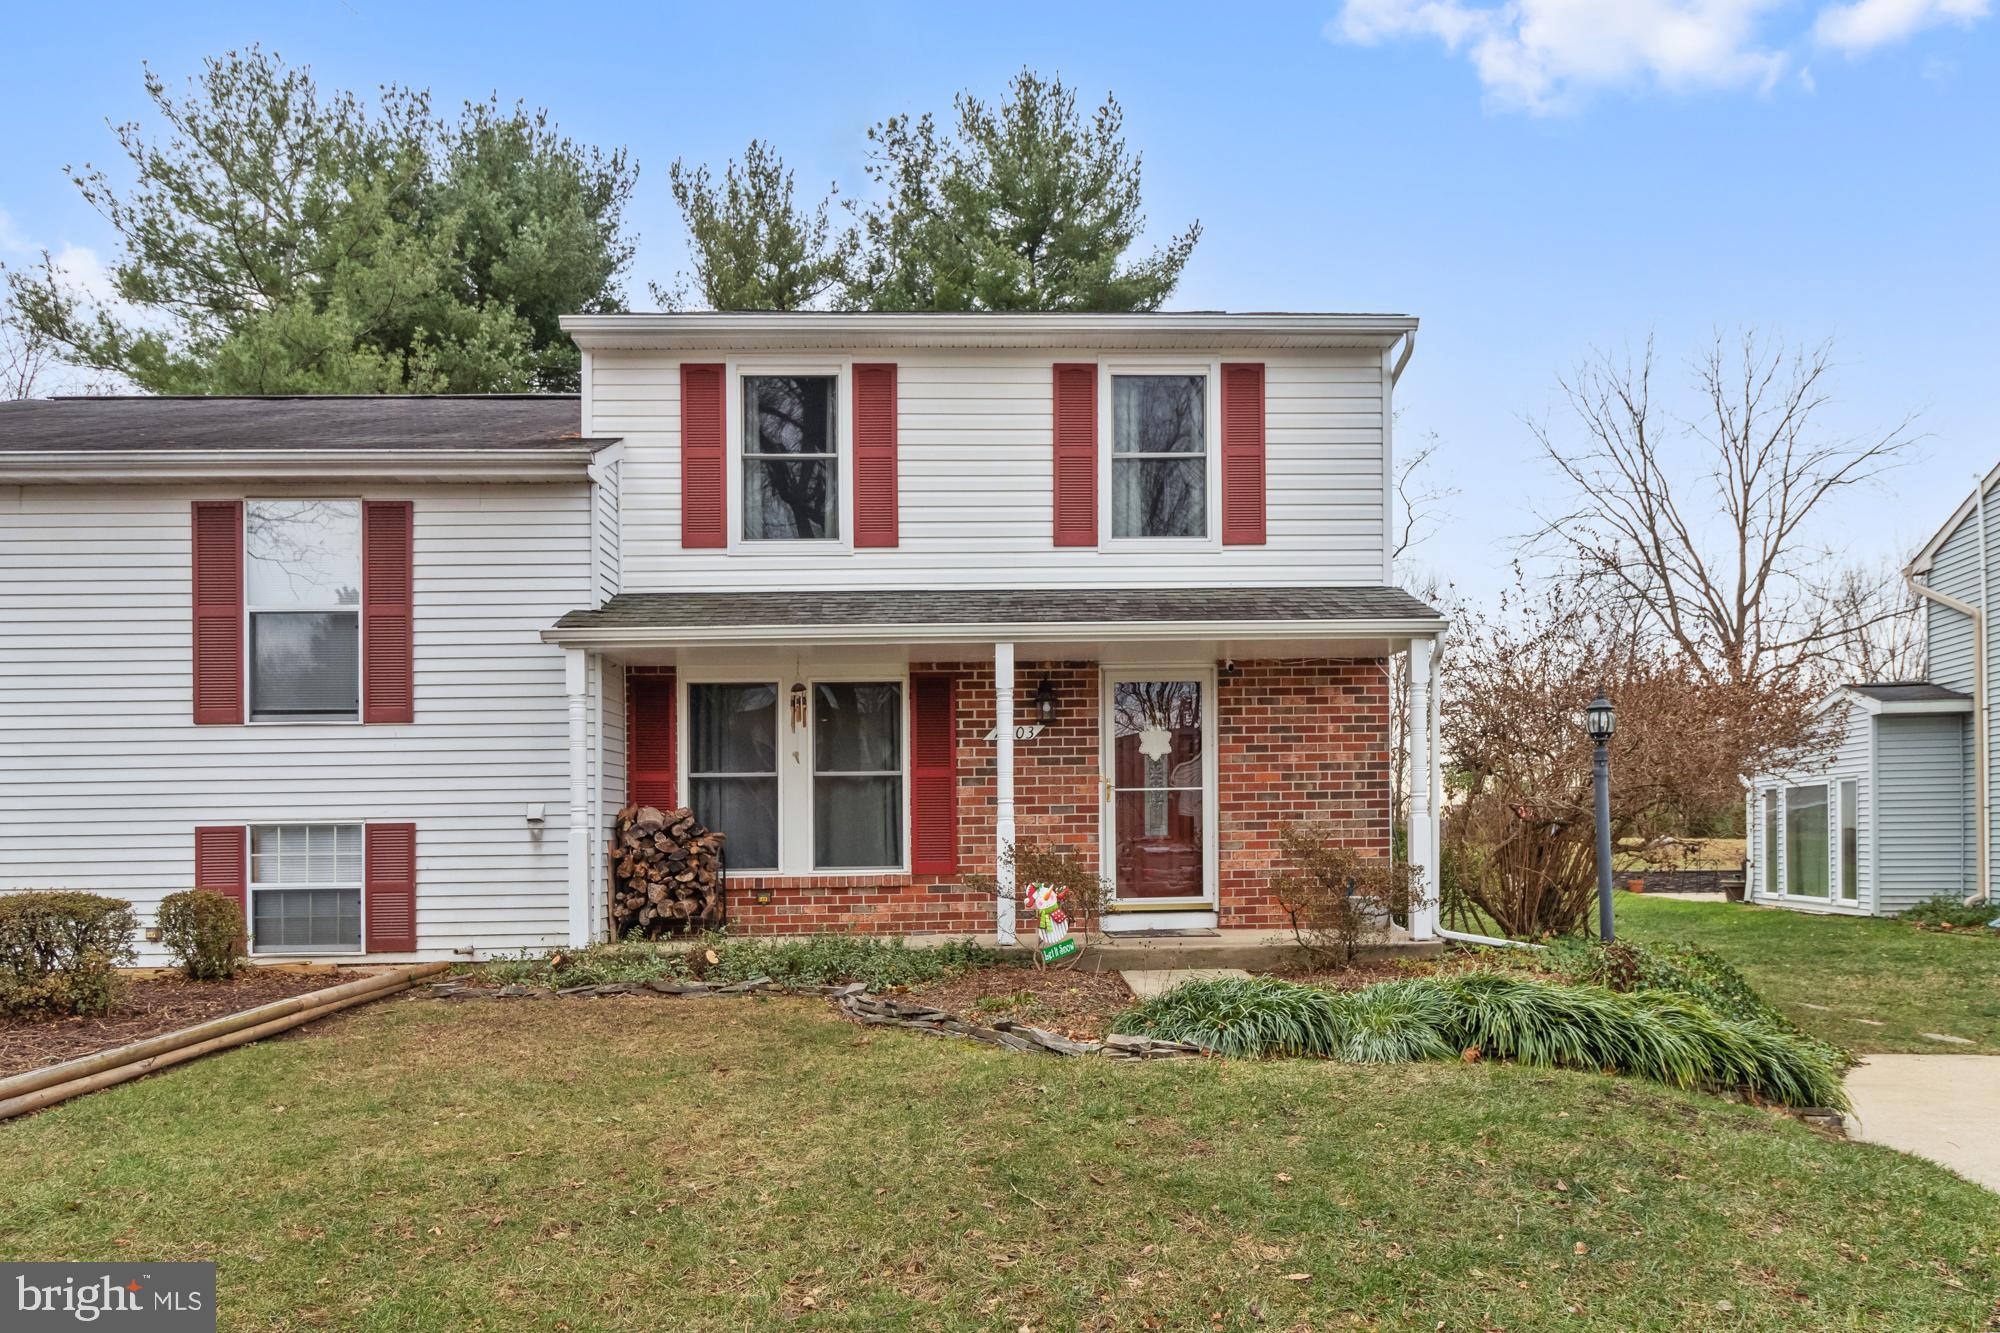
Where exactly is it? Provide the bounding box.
[1745,683,1975,916]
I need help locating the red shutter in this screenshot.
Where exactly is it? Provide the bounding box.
[1051,363,1098,547]
[190,502,244,724]
[362,501,414,723]
[681,363,727,548]
[193,825,247,930]
[910,673,959,875]
[1221,362,1267,546]
[852,362,899,547]
[627,672,677,808]
[364,822,418,953]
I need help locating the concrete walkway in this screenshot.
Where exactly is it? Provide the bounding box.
[1845,1055,2000,1192]
[1120,968,1250,1000]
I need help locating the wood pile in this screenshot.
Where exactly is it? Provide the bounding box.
[610,804,726,937]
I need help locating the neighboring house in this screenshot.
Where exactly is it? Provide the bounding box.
[1745,473,1997,916]
[0,312,1448,961]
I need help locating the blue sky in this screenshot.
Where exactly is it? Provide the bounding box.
[3,0,1995,599]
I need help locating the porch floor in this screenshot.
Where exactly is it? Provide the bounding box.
[904,926,1443,972]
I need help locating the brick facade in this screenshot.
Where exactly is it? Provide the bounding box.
[625,657,1390,937]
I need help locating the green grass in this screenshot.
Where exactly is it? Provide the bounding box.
[1115,973,1847,1107]
[1616,893,2000,1054]
[5,997,1997,1330]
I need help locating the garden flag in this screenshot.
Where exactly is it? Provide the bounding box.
[1026,883,1079,964]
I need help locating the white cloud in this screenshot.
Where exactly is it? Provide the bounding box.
[1814,0,1990,53]
[1330,0,1990,111]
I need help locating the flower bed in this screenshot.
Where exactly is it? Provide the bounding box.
[0,968,356,1077]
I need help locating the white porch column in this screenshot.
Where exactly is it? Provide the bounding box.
[1407,637,1439,940]
[994,641,1018,945]
[565,648,592,948]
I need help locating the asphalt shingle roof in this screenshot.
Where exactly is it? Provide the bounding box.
[554,587,1445,633]
[1848,682,1971,704]
[0,395,613,452]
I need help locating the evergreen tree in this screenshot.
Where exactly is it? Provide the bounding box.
[847,70,1200,312]
[7,48,636,393]
[654,140,852,311]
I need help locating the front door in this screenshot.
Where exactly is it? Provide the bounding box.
[1102,673,1214,912]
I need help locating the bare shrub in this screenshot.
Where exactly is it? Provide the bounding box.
[1270,824,1420,967]
[961,841,1109,967]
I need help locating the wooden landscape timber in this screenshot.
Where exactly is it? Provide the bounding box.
[0,961,449,1120]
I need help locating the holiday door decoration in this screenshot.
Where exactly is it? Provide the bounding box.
[1026,882,1079,963]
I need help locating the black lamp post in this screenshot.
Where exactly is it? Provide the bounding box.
[1585,693,1616,943]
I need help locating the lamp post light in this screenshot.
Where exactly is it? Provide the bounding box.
[1585,693,1616,943]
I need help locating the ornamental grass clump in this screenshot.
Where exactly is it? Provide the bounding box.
[1112,971,1847,1109]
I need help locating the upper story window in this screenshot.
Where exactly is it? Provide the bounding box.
[743,375,839,541]
[1111,374,1206,539]
[245,500,360,721]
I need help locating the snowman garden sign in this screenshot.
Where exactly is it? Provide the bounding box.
[1025,882,1079,965]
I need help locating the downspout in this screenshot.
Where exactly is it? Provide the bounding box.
[1422,628,1543,951]
[1905,560,1990,906]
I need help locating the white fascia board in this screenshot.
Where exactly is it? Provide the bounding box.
[542,615,1449,649]
[0,448,600,484]
[560,311,1420,353]
[1874,699,1974,715]
[1907,460,2000,574]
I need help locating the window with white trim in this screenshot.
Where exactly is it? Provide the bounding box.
[742,375,839,540]
[1111,374,1206,538]
[688,683,781,871]
[250,823,362,952]
[684,675,907,875]
[245,499,361,720]
[813,682,903,869]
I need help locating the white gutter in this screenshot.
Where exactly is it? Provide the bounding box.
[0,447,603,484]
[1905,560,1991,906]
[542,615,1449,649]
[560,311,1418,353]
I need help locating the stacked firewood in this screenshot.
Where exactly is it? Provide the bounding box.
[609,804,726,937]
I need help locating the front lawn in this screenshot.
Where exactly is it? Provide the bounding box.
[1617,893,2000,1054]
[4,995,1996,1330]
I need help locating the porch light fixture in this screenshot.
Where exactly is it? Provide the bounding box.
[1033,675,1058,725]
[1584,693,1615,942]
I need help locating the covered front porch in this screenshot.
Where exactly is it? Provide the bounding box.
[543,588,1447,948]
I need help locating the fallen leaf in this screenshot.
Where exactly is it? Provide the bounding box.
[1282,1273,1312,1282]
[1573,1242,1589,1255]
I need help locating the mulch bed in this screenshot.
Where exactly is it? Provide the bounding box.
[910,962,1136,1041]
[0,969,357,1077]
[1268,957,1442,990]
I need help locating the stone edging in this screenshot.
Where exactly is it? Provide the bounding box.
[421,975,1204,1061]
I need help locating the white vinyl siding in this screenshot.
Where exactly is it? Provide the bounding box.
[0,480,594,960]
[592,348,1388,590]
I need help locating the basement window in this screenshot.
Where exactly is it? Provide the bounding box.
[250,823,363,953]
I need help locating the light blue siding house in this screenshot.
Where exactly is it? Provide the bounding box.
[1746,475,1994,916]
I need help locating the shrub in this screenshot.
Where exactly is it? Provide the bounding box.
[155,889,244,980]
[1900,896,1998,931]
[961,842,1108,961]
[1112,971,1847,1109]
[1538,937,1802,1033]
[1270,824,1421,966]
[0,891,137,1018]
